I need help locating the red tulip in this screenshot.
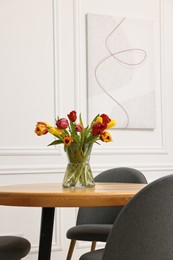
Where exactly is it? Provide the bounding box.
[92,122,107,135]
[67,110,77,122]
[100,114,111,124]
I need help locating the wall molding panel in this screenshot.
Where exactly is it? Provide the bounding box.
[93,146,168,155]
[0,163,173,176]
[0,147,62,156]
[72,0,167,157]
[0,165,64,175]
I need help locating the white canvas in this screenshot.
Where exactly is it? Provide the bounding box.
[87,13,155,129]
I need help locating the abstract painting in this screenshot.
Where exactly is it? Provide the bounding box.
[87,13,155,129]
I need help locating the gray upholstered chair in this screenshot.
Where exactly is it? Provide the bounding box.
[79,174,173,260]
[0,236,31,260]
[66,167,147,260]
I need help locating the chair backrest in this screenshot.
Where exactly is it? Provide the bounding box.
[103,174,173,260]
[76,167,147,225]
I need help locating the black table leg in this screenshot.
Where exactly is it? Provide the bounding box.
[38,207,55,260]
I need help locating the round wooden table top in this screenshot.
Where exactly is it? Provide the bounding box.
[0,182,146,208]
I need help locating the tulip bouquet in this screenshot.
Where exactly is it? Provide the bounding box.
[35,111,116,188]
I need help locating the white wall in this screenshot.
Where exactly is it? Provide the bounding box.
[0,0,173,259]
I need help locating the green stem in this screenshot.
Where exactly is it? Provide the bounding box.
[63,142,95,188]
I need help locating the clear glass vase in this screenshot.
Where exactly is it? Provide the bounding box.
[63,143,95,188]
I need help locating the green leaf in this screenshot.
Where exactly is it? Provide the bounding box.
[63,129,69,135]
[47,140,63,146]
[70,120,75,131]
[84,127,91,138]
[90,114,100,126]
[85,135,99,144]
[79,113,84,127]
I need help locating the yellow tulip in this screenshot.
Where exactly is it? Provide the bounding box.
[96,116,103,123]
[63,136,73,146]
[48,127,62,136]
[100,131,112,142]
[44,122,52,128]
[106,119,116,129]
[34,122,48,136]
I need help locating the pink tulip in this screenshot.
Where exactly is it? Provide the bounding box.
[75,124,84,132]
[56,118,69,129]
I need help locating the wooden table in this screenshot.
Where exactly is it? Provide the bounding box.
[0,182,146,260]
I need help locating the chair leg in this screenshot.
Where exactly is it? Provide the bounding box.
[66,240,76,260]
[91,241,97,251]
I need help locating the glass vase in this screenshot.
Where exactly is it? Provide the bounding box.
[63,143,95,188]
